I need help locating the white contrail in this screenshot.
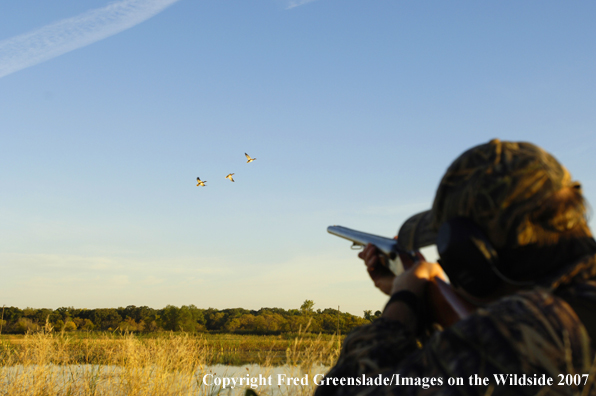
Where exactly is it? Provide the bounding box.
[286,0,319,9]
[0,0,181,79]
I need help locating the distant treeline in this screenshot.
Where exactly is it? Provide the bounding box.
[0,300,382,335]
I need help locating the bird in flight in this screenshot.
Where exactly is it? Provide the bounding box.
[226,173,235,182]
[196,177,206,187]
[245,153,256,163]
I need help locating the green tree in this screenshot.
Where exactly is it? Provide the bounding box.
[64,320,77,332]
[160,305,181,331]
[54,319,65,331]
[13,318,40,334]
[318,314,342,333]
[204,309,227,331]
[300,300,315,315]
[74,318,94,331]
[91,309,122,330]
[363,310,373,321]
[118,317,139,332]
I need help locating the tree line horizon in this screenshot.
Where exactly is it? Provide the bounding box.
[0,300,383,335]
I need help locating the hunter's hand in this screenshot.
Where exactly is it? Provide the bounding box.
[382,261,447,331]
[358,243,395,296]
[390,260,447,298]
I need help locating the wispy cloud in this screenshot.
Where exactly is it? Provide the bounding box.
[286,0,319,10]
[0,0,180,79]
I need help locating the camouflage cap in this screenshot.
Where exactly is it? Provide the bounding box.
[397,139,585,251]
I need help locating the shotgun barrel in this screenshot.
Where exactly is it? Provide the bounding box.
[327,225,418,275]
[328,224,475,328]
[327,225,400,259]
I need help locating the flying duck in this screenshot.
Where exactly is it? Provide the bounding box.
[245,153,256,163]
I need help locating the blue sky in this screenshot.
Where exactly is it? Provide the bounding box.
[1,0,595,315]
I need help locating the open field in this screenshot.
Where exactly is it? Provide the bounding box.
[0,330,342,395]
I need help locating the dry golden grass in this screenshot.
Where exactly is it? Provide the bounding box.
[0,327,341,396]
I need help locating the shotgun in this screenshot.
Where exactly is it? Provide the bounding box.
[327,225,415,275]
[327,225,475,328]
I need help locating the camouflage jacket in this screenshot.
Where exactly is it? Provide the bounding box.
[315,254,596,396]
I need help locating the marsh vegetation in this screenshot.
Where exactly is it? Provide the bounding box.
[0,328,342,395]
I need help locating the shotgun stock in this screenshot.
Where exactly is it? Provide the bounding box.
[327,225,475,328]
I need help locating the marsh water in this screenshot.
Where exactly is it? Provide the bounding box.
[2,363,330,395]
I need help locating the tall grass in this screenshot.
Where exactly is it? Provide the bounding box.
[0,327,340,396]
